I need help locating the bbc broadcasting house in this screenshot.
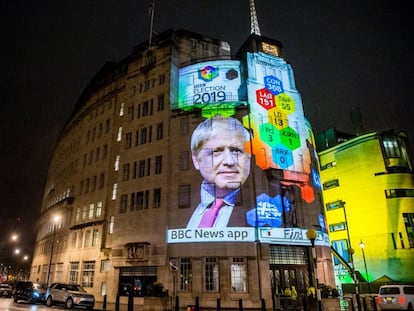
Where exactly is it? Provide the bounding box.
[31,29,335,310]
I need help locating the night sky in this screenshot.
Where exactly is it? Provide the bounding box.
[1,1,413,263]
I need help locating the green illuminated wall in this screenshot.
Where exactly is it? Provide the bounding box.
[319,131,414,285]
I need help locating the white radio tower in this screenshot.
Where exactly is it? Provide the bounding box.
[250,0,261,35]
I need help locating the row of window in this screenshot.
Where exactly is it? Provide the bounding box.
[75,202,103,222]
[83,144,108,167]
[119,188,162,213]
[129,74,166,96]
[71,229,100,249]
[85,119,111,144]
[79,172,106,194]
[177,257,247,292]
[120,156,162,181]
[124,123,163,149]
[123,94,165,120]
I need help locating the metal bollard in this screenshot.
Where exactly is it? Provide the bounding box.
[195,296,200,311]
[175,296,179,311]
[103,294,107,310]
[239,298,243,311]
[115,293,120,311]
[217,298,221,311]
[261,298,265,311]
[128,291,134,311]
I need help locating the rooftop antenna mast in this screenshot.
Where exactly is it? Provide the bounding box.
[148,0,155,48]
[250,0,261,35]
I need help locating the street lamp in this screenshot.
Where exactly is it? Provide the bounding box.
[359,241,371,293]
[306,228,322,311]
[46,215,60,286]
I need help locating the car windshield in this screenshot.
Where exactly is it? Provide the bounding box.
[34,283,47,290]
[380,287,400,295]
[67,284,86,292]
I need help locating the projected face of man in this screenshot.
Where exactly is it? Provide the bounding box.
[192,120,251,197]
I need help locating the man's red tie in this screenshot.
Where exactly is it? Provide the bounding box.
[198,198,224,228]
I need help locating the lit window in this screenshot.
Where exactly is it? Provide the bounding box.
[81,261,95,288]
[92,229,99,246]
[117,127,123,142]
[89,204,94,219]
[109,216,114,234]
[112,183,118,200]
[114,155,120,171]
[119,102,125,116]
[231,257,247,292]
[329,222,347,232]
[69,262,79,283]
[84,230,92,247]
[96,202,102,217]
[204,257,219,291]
[179,258,192,291]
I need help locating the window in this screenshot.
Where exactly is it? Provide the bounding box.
[76,207,81,222]
[78,231,83,248]
[231,257,247,292]
[55,263,64,282]
[158,74,165,85]
[403,213,414,248]
[142,101,149,116]
[99,173,105,189]
[139,160,146,177]
[325,200,345,211]
[101,260,110,272]
[109,216,114,234]
[82,206,88,220]
[119,102,125,116]
[141,128,147,144]
[155,155,162,174]
[120,194,128,213]
[69,262,79,283]
[112,183,118,200]
[385,189,414,198]
[156,123,163,140]
[323,179,339,190]
[332,240,350,264]
[92,229,99,246]
[71,232,77,248]
[117,127,123,142]
[84,230,92,247]
[125,132,132,148]
[105,119,110,133]
[95,147,100,162]
[84,178,90,193]
[136,192,144,210]
[180,151,189,170]
[178,185,191,208]
[147,158,151,176]
[179,258,192,291]
[130,193,136,211]
[127,106,134,121]
[135,130,140,146]
[89,204,94,219]
[96,202,102,217]
[114,155,120,171]
[383,136,400,158]
[157,94,164,111]
[153,188,161,208]
[123,163,130,181]
[329,222,347,232]
[204,257,219,291]
[81,261,95,288]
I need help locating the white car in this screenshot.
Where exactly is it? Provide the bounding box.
[45,283,94,310]
[377,285,414,311]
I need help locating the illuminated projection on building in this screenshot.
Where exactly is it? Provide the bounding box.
[168,53,326,246]
[177,60,245,117]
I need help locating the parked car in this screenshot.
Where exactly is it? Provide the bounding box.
[45,283,95,310]
[0,283,13,298]
[377,284,414,310]
[13,281,47,303]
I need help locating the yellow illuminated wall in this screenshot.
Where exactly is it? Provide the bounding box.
[319,131,414,286]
